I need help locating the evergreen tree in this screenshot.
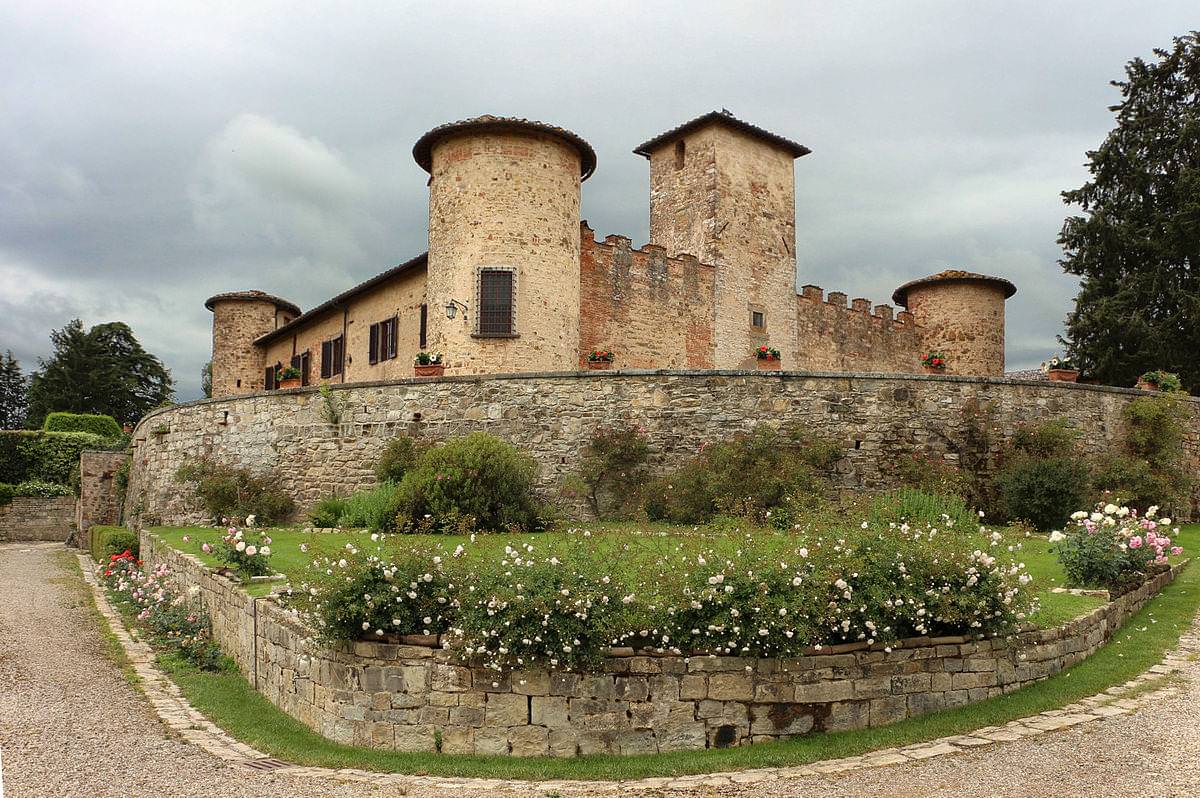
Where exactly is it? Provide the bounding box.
[201,360,213,398]
[1059,32,1200,392]
[0,351,27,430]
[26,319,174,426]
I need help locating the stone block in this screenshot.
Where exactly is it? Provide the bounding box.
[530,695,571,729]
[648,674,681,701]
[824,700,870,732]
[473,727,511,755]
[393,724,437,752]
[438,727,474,755]
[617,730,657,755]
[484,692,529,727]
[655,707,707,752]
[430,664,472,692]
[907,691,946,716]
[891,673,932,694]
[852,676,893,699]
[511,669,551,696]
[680,674,707,700]
[754,680,794,702]
[509,725,550,757]
[550,671,581,697]
[794,680,854,703]
[869,695,908,726]
[548,729,579,757]
[708,673,754,701]
[448,705,485,727]
[615,676,651,701]
[749,703,815,736]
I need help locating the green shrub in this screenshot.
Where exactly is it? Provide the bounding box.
[14,479,72,498]
[91,526,139,561]
[892,452,971,498]
[1091,396,1192,513]
[644,426,842,525]
[375,436,428,484]
[868,487,980,532]
[997,457,1091,531]
[308,495,349,528]
[1090,453,1183,512]
[174,459,294,525]
[1054,501,1182,590]
[575,425,651,519]
[0,430,104,484]
[393,432,543,533]
[214,527,273,577]
[340,483,403,533]
[0,483,14,506]
[43,412,123,439]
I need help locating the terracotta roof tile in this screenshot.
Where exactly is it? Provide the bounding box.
[204,291,300,316]
[633,110,811,159]
[892,270,1017,306]
[412,115,597,180]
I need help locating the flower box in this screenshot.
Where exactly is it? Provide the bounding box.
[588,360,612,370]
[278,377,302,390]
[414,363,445,378]
[922,365,944,375]
[1136,379,1159,392]
[756,356,781,370]
[1046,368,1078,383]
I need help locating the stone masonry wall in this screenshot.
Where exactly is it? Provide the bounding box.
[124,372,1200,526]
[905,281,1008,377]
[141,529,1184,757]
[794,286,925,372]
[76,450,129,540]
[0,496,75,542]
[578,225,716,369]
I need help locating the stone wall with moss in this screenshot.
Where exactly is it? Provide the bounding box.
[124,371,1200,526]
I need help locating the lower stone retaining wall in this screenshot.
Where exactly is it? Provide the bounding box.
[0,496,75,542]
[141,530,1184,757]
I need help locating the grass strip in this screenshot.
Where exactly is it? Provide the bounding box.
[154,544,1197,781]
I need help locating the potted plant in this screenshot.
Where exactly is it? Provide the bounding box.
[1137,369,1181,392]
[1042,355,1079,383]
[413,351,444,378]
[921,352,946,375]
[587,350,615,370]
[755,345,781,370]
[277,366,302,390]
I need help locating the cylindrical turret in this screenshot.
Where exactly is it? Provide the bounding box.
[205,291,300,396]
[413,115,596,374]
[893,270,1016,376]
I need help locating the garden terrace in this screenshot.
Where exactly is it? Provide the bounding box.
[139,522,1193,757]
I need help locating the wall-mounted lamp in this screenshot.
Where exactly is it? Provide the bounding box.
[445,299,469,320]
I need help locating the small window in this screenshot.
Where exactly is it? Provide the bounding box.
[419,304,428,349]
[321,335,344,378]
[674,139,686,170]
[369,317,398,364]
[478,268,515,336]
[368,323,380,364]
[751,310,765,329]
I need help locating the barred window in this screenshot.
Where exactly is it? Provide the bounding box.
[477,268,515,336]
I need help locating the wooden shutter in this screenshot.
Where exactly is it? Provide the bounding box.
[419,304,428,349]
[332,335,344,375]
[479,269,514,335]
[264,367,275,390]
[368,323,380,365]
[299,352,310,386]
[387,316,398,359]
[321,340,332,378]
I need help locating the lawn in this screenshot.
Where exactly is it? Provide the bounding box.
[145,523,1199,780]
[152,521,1108,627]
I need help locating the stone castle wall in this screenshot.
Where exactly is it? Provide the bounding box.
[124,371,1200,526]
[794,286,925,372]
[0,496,75,542]
[578,226,716,368]
[141,530,1183,757]
[75,450,129,540]
[210,299,279,397]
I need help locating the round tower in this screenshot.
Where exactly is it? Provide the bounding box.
[413,115,596,374]
[892,270,1016,376]
[205,291,301,396]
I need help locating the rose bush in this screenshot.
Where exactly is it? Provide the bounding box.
[214,526,273,577]
[1052,501,1182,590]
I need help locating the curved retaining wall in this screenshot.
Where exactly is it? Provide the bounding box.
[141,531,1184,756]
[125,370,1200,525]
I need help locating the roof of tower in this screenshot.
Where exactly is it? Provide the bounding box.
[204,290,301,316]
[633,110,812,159]
[891,269,1018,307]
[412,115,597,180]
[253,252,428,346]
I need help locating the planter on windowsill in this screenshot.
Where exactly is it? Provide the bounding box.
[756,356,781,371]
[414,364,445,378]
[278,377,302,390]
[922,365,945,376]
[587,360,612,370]
[1136,379,1159,392]
[1046,369,1078,383]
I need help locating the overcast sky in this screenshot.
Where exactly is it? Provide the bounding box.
[2,1,1194,399]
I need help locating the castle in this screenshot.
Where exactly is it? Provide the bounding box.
[205,111,1016,396]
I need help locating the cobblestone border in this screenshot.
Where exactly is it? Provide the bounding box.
[79,552,1197,793]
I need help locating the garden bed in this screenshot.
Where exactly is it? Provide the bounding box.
[139,525,1188,758]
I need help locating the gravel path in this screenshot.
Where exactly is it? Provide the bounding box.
[2,541,1198,797]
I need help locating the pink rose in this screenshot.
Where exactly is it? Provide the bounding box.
[1129,536,1143,549]
[1172,546,1183,556]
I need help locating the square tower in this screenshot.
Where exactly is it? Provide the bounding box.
[634,111,810,369]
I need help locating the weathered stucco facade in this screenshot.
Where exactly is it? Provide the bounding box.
[142,530,1182,756]
[206,111,1017,398]
[124,371,1200,527]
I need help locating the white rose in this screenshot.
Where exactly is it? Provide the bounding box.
[235,541,246,552]
[1048,531,1066,543]
[245,545,257,556]
[261,546,271,556]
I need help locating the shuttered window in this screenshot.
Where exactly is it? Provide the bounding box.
[368,317,399,365]
[419,304,428,349]
[368,323,380,364]
[264,366,276,390]
[291,353,311,386]
[321,336,343,378]
[478,268,515,336]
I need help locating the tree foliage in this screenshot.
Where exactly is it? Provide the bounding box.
[25,320,173,426]
[0,351,27,430]
[1059,32,1200,391]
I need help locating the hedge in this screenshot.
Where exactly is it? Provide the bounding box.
[43,412,123,439]
[0,430,106,485]
[89,525,139,562]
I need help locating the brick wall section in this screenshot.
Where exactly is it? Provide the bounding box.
[425,129,582,375]
[124,372,1200,526]
[0,496,75,542]
[141,530,1184,756]
[76,450,128,537]
[906,281,1008,376]
[794,286,924,372]
[578,224,716,368]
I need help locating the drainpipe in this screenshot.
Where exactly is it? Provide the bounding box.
[341,305,348,384]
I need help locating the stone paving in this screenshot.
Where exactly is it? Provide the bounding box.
[67,548,1200,796]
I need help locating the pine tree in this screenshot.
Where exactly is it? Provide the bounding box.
[0,351,27,429]
[1059,32,1200,391]
[26,319,174,426]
